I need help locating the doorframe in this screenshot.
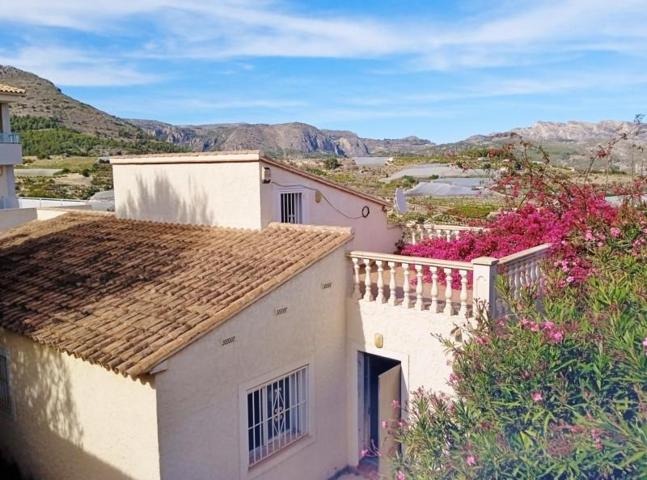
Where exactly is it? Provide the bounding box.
[347,341,410,467]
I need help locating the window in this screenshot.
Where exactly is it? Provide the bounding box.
[279,191,303,224]
[0,351,11,416]
[247,366,309,466]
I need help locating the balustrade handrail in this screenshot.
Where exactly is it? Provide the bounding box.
[498,243,551,264]
[349,250,474,270]
[405,222,484,232]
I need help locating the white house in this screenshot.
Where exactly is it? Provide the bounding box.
[0,151,548,480]
[0,83,24,209]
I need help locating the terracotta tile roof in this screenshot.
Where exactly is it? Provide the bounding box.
[0,83,26,95]
[0,212,352,377]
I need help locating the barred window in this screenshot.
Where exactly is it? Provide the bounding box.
[279,192,303,224]
[247,366,308,466]
[0,351,11,416]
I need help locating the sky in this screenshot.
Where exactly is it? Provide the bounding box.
[0,0,646,143]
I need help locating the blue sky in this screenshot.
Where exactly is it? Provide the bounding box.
[0,0,646,143]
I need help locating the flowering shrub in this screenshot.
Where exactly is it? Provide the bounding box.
[393,230,647,478]
[391,127,647,479]
[401,139,646,286]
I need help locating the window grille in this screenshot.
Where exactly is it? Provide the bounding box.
[247,366,308,466]
[0,352,11,416]
[280,192,303,224]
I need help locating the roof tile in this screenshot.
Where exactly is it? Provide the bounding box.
[0,213,352,376]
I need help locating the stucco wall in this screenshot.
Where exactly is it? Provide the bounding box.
[0,165,19,208]
[261,163,402,252]
[345,300,463,465]
[0,329,161,480]
[155,246,350,480]
[113,162,263,229]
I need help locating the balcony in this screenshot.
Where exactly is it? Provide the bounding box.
[0,132,20,144]
[0,132,22,165]
[349,224,551,321]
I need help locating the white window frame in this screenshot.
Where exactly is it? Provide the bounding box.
[239,360,315,478]
[0,347,14,419]
[275,187,309,224]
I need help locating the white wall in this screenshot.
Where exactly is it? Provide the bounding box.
[261,163,401,253]
[0,165,19,208]
[155,247,350,480]
[0,329,161,480]
[345,300,463,465]
[113,161,264,229]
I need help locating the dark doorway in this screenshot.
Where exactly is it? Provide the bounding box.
[358,351,401,473]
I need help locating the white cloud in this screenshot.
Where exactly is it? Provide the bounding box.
[0,45,159,86]
[2,0,645,69]
[1,0,646,91]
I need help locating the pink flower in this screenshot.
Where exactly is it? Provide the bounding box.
[529,322,540,332]
[610,227,621,238]
[531,391,543,402]
[466,455,476,466]
[541,321,555,330]
[585,230,595,241]
[475,336,490,345]
[449,373,459,383]
[396,471,406,480]
[381,420,388,429]
[642,337,647,355]
[392,399,401,409]
[547,330,564,344]
[566,275,575,284]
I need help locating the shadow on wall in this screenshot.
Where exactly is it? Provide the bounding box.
[0,214,222,478]
[0,332,136,480]
[121,174,213,226]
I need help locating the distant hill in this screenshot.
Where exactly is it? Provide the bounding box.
[436,121,647,172]
[1,65,643,168]
[0,65,141,138]
[0,66,184,157]
[128,119,436,157]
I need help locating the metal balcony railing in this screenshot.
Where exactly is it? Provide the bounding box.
[0,132,20,144]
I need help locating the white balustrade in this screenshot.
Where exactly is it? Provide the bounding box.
[404,222,485,245]
[349,251,473,318]
[498,244,551,299]
[349,242,551,320]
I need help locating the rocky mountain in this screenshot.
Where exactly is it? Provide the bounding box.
[441,120,647,172]
[0,65,141,138]
[128,119,435,157]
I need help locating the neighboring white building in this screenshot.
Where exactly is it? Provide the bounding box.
[111,151,401,252]
[0,83,25,209]
[0,151,548,480]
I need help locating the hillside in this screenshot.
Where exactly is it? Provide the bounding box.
[128,119,435,157]
[438,120,647,172]
[0,65,140,138]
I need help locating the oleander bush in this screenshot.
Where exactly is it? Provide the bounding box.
[393,231,647,479]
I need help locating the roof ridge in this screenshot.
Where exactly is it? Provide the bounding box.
[0,83,26,95]
[267,222,353,236]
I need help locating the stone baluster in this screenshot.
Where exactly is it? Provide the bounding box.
[443,267,453,315]
[402,263,412,308]
[414,264,424,311]
[459,269,469,318]
[430,266,439,313]
[352,257,361,299]
[376,260,385,303]
[363,258,374,302]
[423,224,433,241]
[387,261,397,306]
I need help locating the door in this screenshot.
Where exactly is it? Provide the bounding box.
[378,364,401,477]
